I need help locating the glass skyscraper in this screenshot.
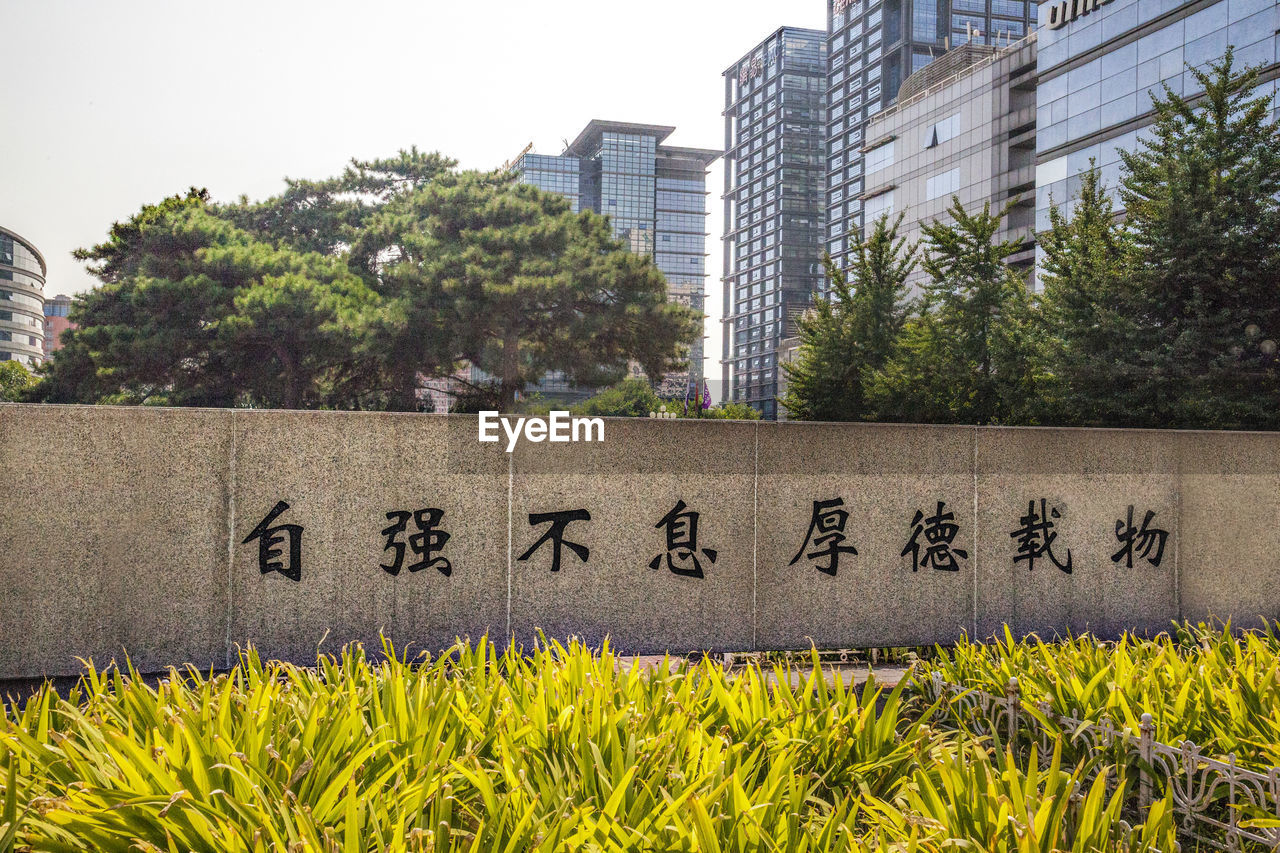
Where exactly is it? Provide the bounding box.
[722,28,829,419]
[514,120,720,391]
[826,0,1034,268]
[0,226,46,368]
[1034,0,1280,245]
[516,153,581,213]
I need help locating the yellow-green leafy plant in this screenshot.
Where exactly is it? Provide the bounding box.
[921,622,1280,770]
[1,637,1178,852]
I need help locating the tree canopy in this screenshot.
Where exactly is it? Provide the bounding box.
[554,379,760,420]
[1036,50,1280,429]
[783,52,1280,431]
[865,199,1040,426]
[0,361,35,402]
[32,152,699,412]
[1114,49,1280,429]
[781,213,916,422]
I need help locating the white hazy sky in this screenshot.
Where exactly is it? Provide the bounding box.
[2,0,827,378]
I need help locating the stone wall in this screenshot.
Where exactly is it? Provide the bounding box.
[2,404,1278,679]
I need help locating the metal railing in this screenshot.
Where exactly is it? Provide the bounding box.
[925,673,1280,852]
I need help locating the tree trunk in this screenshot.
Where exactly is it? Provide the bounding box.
[500,330,520,412]
[275,344,304,410]
[388,368,419,413]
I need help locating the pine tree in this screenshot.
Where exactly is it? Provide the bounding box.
[1036,166,1149,426]
[31,152,699,412]
[780,213,917,422]
[384,173,698,411]
[32,205,378,408]
[866,199,1039,425]
[1119,49,1280,429]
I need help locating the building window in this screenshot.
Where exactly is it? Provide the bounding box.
[884,0,904,44]
[865,139,895,173]
[926,113,961,148]
[912,1,942,41]
[926,168,961,200]
[864,189,895,223]
[952,13,986,34]
[990,18,1025,40]
[991,0,1027,17]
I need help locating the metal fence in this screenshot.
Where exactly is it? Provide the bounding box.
[925,673,1280,851]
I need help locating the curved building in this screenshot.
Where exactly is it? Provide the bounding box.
[0,226,46,368]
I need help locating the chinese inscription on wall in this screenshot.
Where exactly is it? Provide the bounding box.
[243,498,1171,582]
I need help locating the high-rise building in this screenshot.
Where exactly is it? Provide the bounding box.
[774,335,803,421]
[826,0,1035,269]
[514,148,582,213]
[1034,0,1280,244]
[862,36,1038,293]
[0,227,46,369]
[43,293,74,356]
[514,120,720,392]
[722,27,828,419]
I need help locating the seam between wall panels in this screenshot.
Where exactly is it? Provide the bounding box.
[506,453,513,647]
[972,428,980,641]
[1174,452,1183,624]
[752,423,759,653]
[225,416,237,671]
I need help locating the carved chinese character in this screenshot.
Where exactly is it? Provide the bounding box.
[519,510,591,573]
[791,498,858,576]
[650,500,718,578]
[1010,499,1073,574]
[243,500,303,582]
[903,501,967,572]
[381,508,452,577]
[1112,506,1169,568]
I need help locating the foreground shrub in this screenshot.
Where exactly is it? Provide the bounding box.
[923,622,1280,770]
[2,637,1175,851]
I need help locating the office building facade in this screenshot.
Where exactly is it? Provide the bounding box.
[722,27,828,418]
[1034,0,1280,238]
[516,152,581,213]
[862,36,1038,293]
[43,293,73,356]
[514,120,720,392]
[826,0,1035,269]
[0,227,46,368]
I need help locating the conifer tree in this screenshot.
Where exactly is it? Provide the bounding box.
[1118,49,1280,429]
[367,172,697,411]
[1036,166,1147,426]
[32,204,378,408]
[780,213,917,422]
[31,151,699,412]
[866,199,1039,425]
